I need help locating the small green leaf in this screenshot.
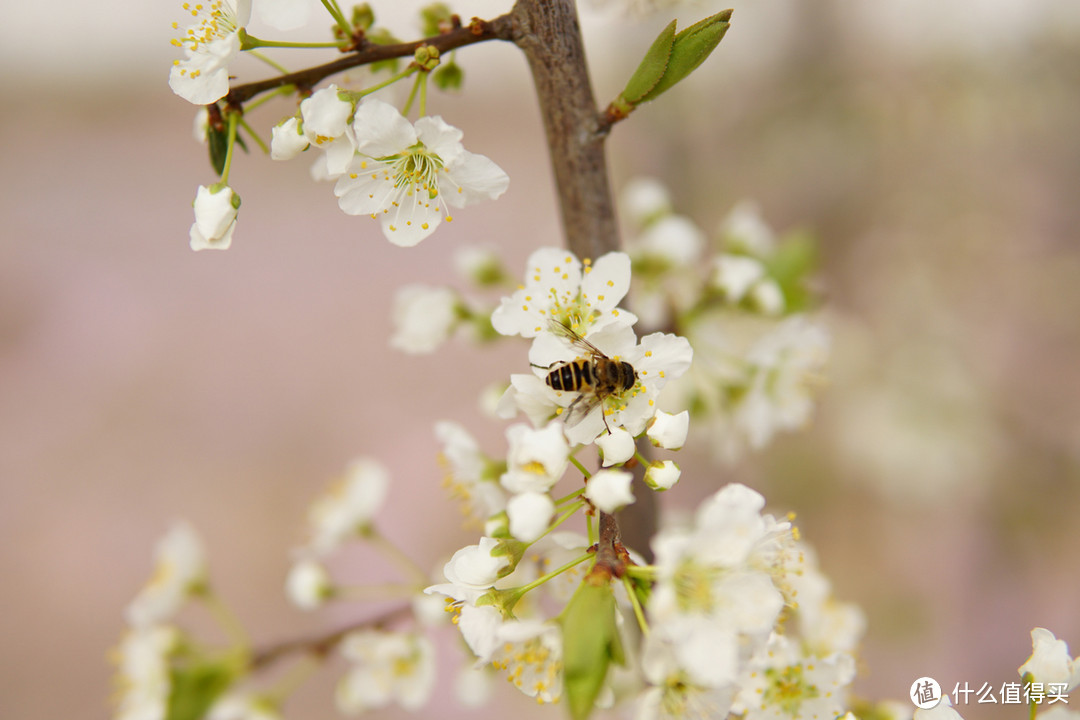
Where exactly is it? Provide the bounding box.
[419,3,453,37]
[166,660,235,720]
[351,3,374,31]
[641,9,732,102]
[433,60,464,91]
[764,231,818,312]
[619,20,676,105]
[561,579,621,720]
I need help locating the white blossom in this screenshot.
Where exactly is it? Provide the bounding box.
[169,0,251,105]
[455,665,493,707]
[507,492,555,543]
[113,625,180,720]
[585,469,635,513]
[126,521,207,628]
[390,285,460,354]
[646,410,689,450]
[621,176,672,228]
[597,426,635,466]
[635,633,736,720]
[634,214,705,267]
[335,98,508,246]
[720,200,776,256]
[491,247,636,339]
[500,422,570,494]
[712,254,766,302]
[435,421,505,525]
[441,537,510,592]
[644,460,680,490]
[189,184,239,251]
[337,630,436,713]
[305,458,389,555]
[491,620,563,703]
[1019,628,1080,691]
[285,558,332,610]
[735,635,856,720]
[750,278,785,316]
[270,117,308,161]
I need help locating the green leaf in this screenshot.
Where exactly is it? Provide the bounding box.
[166,661,235,720]
[351,3,374,31]
[419,3,453,37]
[433,60,464,91]
[641,9,732,102]
[619,20,676,105]
[764,231,818,312]
[561,580,622,720]
[208,123,228,177]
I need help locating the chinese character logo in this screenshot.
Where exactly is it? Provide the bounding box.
[911,677,942,709]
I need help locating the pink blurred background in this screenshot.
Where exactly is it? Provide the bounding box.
[2,1,1079,719]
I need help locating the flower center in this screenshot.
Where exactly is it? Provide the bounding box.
[761,664,819,716]
[387,145,445,199]
[173,1,240,53]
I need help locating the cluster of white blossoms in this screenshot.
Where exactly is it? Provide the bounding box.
[269,91,509,247]
[620,178,831,464]
[492,246,693,446]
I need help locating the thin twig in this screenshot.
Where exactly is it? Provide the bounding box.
[250,604,412,670]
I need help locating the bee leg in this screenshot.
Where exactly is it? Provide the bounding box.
[530,362,556,370]
[563,394,584,420]
[600,408,612,435]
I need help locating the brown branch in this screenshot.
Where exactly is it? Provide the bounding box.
[508,0,619,261]
[250,604,412,671]
[226,15,516,107]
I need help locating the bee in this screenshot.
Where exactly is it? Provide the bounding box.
[537,321,638,433]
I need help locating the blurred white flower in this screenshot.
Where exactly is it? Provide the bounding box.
[305,458,389,555]
[500,422,570,494]
[634,215,705,267]
[337,630,436,713]
[126,521,206,628]
[913,695,965,720]
[435,421,505,526]
[207,693,281,720]
[285,557,332,610]
[711,254,766,303]
[735,635,855,720]
[720,200,776,256]
[390,285,460,354]
[335,98,508,246]
[620,176,672,228]
[113,625,179,720]
[491,620,563,703]
[635,633,736,720]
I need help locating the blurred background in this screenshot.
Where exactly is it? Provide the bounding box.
[2,1,1079,719]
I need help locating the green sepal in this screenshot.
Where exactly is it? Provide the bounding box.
[619,20,676,105]
[642,9,732,102]
[433,60,464,91]
[491,538,527,577]
[561,579,623,720]
[165,658,237,720]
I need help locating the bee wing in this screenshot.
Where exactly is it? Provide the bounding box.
[547,319,608,359]
[561,392,603,428]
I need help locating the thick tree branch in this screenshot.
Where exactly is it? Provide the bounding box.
[509,0,618,261]
[226,15,516,106]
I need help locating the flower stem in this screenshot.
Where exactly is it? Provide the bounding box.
[247,49,292,76]
[401,72,423,117]
[334,583,423,601]
[357,65,417,99]
[244,35,349,50]
[419,71,429,116]
[267,654,318,704]
[512,551,592,598]
[622,574,649,636]
[363,527,428,585]
[532,500,585,544]
[199,587,250,651]
[318,0,352,39]
[553,486,586,507]
[243,84,296,112]
[569,455,592,479]
[237,116,269,154]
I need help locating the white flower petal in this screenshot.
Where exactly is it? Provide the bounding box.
[442,150,510,207]
[585,469,635,513]
[415,115,464,165]
[597,427,635,466]
[270,117,309,160]
[352,98,417,157]
[507,492,555,542]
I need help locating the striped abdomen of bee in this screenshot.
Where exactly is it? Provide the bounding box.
[545,356,636,396]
